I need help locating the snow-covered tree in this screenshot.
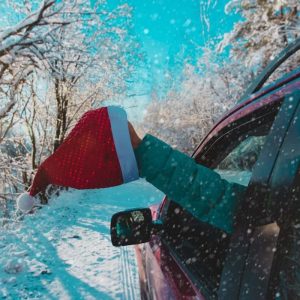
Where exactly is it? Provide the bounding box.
[142,0,300,155]
[0,0,70,120]
[220,0,300,69]
[143,51,252,154]
[40,3,136,150]
[0,0,139,207]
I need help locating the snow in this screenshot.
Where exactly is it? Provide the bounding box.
[0,179,164,299]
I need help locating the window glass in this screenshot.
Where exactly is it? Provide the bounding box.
[214,132,267,186]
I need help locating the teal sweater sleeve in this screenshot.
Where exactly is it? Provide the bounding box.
[134,134,246,233]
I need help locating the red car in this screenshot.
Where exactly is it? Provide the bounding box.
[111,38,300,300]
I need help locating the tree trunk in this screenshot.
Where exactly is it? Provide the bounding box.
[53,78,69,152]
[54,78,62,151]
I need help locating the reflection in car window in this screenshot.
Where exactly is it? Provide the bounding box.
[215,135,266,186]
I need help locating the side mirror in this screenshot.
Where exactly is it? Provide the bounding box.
[110,208,154,247]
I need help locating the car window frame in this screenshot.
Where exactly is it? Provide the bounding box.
[192,78,300,161]
[198,106,280,170]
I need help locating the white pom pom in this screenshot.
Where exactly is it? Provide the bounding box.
[17,193,35,213]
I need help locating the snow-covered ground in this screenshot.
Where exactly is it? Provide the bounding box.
[0,180,164,300]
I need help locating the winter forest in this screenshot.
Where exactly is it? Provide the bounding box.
[0,0,300,298]
[0,0,299,216]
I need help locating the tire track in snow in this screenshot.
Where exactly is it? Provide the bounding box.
[120,246,139,300]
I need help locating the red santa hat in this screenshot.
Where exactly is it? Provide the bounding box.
[17,106,139,212]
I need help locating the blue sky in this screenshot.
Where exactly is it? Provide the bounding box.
[115,0,240,95]
[1,0,240,91]
[1,0,240,118]
[102,0,240,118]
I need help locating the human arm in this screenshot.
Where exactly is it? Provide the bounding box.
[127,124,246,233]
[128,122,142,149]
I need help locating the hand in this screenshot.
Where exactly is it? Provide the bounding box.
[128,122,142,149]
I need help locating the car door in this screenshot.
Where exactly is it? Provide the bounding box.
[157,87,299,299]
[216,90,300,300]
[263,90,300,300]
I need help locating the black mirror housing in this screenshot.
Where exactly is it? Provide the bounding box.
[110,208,153,247]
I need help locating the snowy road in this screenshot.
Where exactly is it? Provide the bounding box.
[0,180,163,300]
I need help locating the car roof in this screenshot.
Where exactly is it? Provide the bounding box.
[229,66,300,119]
[193,68,300,159]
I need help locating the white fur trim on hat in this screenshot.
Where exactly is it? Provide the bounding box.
[107,106,139,183]
[17,193,35,213]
